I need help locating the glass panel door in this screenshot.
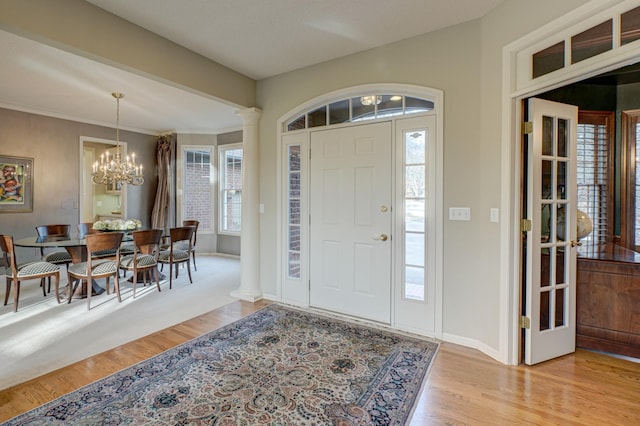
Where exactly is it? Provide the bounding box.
[525,98,578,365]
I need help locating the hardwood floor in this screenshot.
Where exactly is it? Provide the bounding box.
[1,300,639,425]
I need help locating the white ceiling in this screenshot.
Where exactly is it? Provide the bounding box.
[0,0,504,135]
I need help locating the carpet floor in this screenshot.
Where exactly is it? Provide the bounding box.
[0,255,240,390]
[2,304,439,425]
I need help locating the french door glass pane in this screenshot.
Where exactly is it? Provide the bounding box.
[558,118,568,158]
[542,116,554,155]
[555,287,566,327]
[557,161,567,200]
[540,289,551,331]
[542,160,553,200]
[555,249,566,284]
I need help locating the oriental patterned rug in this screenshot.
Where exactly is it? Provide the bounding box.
[4,304,439,425]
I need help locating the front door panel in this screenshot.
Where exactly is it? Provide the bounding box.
[309,122,392,323]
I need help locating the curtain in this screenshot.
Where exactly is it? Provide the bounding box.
[151,134,176,232]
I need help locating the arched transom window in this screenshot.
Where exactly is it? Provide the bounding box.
[284,94,434,131]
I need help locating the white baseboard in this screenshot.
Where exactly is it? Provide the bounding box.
[442,332,502,362]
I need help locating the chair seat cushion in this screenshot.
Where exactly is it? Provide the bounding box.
[6,261,59,278]
[42,251,72,264]
[68,260,117,277]
[120,254,157,269]
[158,249,189,262]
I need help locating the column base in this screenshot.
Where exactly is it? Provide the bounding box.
[231,288,263,302]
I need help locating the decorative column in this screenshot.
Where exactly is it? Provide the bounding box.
[231,107,263,302]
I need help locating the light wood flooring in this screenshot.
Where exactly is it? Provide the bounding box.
[1,300,639,425]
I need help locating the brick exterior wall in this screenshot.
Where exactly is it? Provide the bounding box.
[184,151,211,229]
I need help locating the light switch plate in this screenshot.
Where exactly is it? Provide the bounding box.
[449,207,471,221]
[490,208,499,223]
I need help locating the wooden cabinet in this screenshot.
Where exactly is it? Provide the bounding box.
[577,245,640,358]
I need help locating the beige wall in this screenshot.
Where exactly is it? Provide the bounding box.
[0,0,256,108]
[0,107,156,262]
[256,0,589,351]
[0,0,596,355]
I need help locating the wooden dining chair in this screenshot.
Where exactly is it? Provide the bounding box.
[67,232,123,310]
[77,222,118,259]
[1,234,61,312]
[158,226,194,289]
[181,220,199,271]
[77,222,99,237]
[35,224,73,293]
[118,229,163,298]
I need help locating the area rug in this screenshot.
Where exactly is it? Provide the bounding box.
[3,304,439,425]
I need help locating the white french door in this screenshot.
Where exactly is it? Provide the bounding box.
[525,98,578,365]
[309,122,392,323]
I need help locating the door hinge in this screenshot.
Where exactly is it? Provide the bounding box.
[521,219,532,232]
[520,316,531,329]
[522,121,533,135]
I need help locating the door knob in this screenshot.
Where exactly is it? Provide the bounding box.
[378,234,388,241]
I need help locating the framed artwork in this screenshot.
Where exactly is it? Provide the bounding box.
[0,155,33,212]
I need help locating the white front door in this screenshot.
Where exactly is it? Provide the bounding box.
[309,122,392,323]
[525,98,578,365]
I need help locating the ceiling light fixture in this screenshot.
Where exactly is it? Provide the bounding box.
[360,95,382,106]
[92,92,144,186]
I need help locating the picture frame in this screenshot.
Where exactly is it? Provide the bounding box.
[0,155,33,212]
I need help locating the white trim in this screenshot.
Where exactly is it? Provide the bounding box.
[442,332,501,362]
[502,0,640,365]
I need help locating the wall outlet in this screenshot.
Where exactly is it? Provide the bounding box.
[96,201,102,207]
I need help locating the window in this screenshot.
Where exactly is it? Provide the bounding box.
[403,129,426,301]
[286,145,302,278]
[183,147,213,231]
[622,110,640,251]
[285,95,434,131]
[219,144,243,234]
[576,111,613,252]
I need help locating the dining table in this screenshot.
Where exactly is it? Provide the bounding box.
[14,231,166,299]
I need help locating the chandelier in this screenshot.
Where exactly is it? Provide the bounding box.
[92,92,144,186]
[360,95,382,106]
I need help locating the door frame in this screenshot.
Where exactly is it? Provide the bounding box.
[78,136,128,223]
[503,0,640,364]
[276,83,444,339]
